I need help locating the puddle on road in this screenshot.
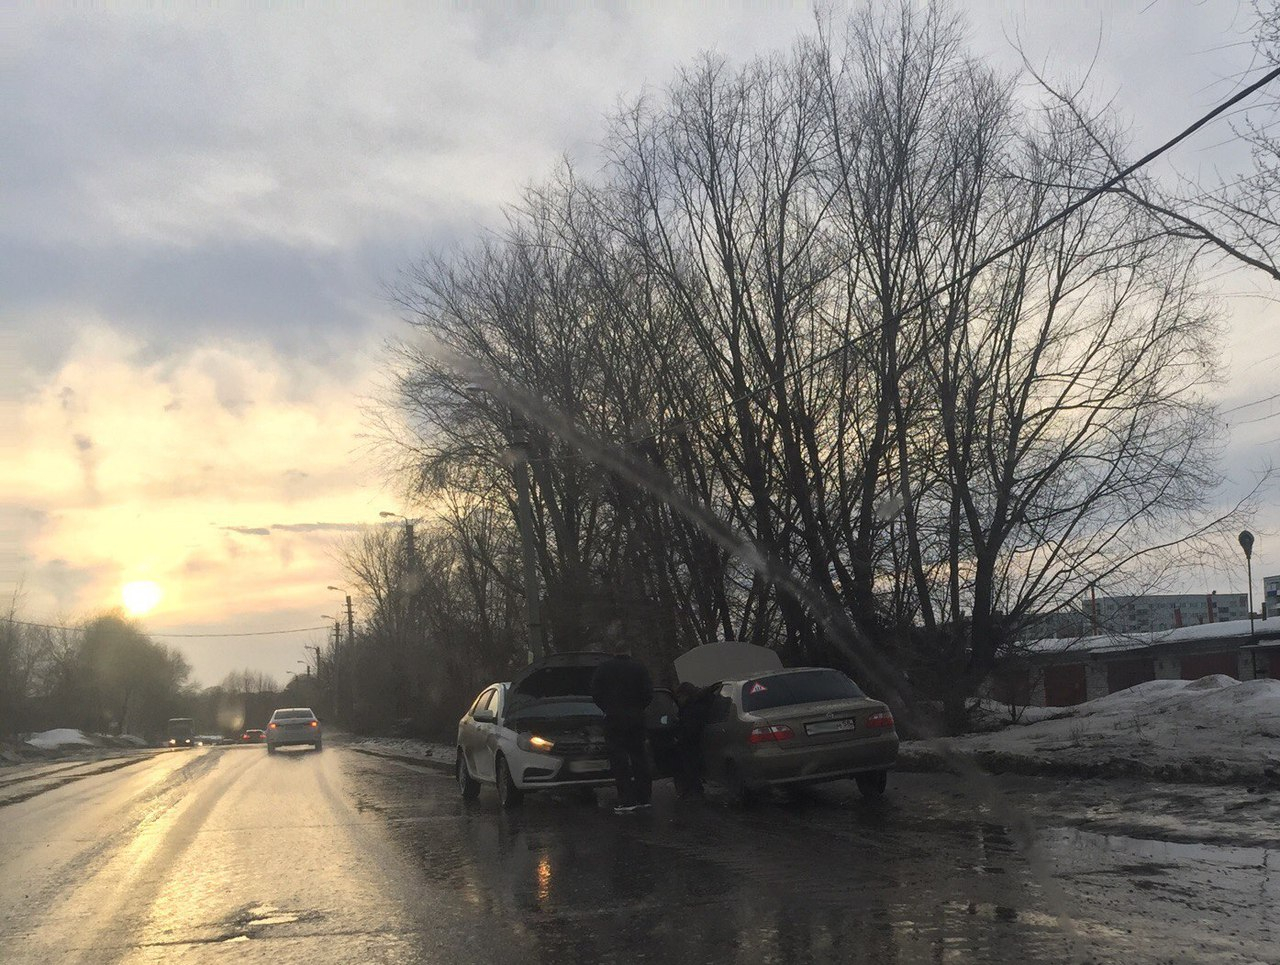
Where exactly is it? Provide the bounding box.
[249,914,300,926]
[229,904,313,931]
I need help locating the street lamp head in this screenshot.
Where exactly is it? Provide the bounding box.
[379,511,399,519]
[1239,530,1255,559]
[326,585,345,592]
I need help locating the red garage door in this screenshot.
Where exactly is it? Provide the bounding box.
[1106,658,1155,694]
[1179,652,1238,680]
[1043,664,1088,707]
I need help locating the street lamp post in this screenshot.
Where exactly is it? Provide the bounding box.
[327,586,356,650]
[1239,531,1256,638]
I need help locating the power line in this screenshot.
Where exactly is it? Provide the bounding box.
[624,60,1280,447]
[1228,408,1280,428]
[4,618,332,638]
[1222,390,1280,416]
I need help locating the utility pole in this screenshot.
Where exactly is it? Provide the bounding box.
[332,620,342,720]
[462,385,544,661]
[403,520,416,714]
[345,594,357,717]
[510,415,545,660]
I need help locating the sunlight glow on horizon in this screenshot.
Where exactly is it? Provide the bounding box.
[121,580,163,616]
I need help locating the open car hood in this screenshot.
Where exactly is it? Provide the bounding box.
[674,641,783,688]
[506,652,611,716]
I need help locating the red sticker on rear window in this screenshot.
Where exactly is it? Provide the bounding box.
[747,682,767,694]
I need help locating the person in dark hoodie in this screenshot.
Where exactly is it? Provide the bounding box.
[590,650,654,813]
[673,681,717,799]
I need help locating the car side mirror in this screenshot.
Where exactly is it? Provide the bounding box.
[473,708,496,724]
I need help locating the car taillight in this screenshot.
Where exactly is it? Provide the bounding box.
[310,720,318,727]
[748,725,795,744]
[866,711,895,729]
[269,722,277,729]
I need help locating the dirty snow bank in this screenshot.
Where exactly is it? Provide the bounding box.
[904,676,1280,785]
[350,737,455,768]
[25,728,97,749]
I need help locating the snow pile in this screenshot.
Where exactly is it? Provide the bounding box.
[911,676,1280,784]
[25,728,97,749]
[352,737,455,767]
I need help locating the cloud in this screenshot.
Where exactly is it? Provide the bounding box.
[4,0,1274,686]
[221,521,371,536]
[2,326,384,625]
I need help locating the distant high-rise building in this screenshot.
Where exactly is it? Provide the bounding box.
[1094,592,1247,633]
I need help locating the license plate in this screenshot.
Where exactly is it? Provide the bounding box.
[805,718,856,736]
[568,759,608,773]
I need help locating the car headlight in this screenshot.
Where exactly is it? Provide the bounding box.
[517,733,555,753]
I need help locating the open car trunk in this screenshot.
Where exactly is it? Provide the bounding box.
[674,641,784,688]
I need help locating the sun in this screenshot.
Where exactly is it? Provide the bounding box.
[121,580,163,616]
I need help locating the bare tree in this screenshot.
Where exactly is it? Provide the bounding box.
[381,1,1234,730]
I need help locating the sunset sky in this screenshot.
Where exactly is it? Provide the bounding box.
[4,1,1277,686]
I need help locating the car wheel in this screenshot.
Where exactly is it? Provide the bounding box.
[457,752,481,801]
[856,770,888,799]
[495,755,524,810]
[723,761,755,808]
[314,740,322,751]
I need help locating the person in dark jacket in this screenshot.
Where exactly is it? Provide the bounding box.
[674,681,717,798]
[590,650,654,813]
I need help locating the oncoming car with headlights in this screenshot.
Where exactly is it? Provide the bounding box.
[456,652,677,809]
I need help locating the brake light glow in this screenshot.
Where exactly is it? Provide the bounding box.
[309,720,318,727]
[268,722,277,729]
[748,724,795,744]
[866,711,895,729]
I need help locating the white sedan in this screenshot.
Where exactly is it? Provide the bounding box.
[456,652,678,809]
[266,707,322,753]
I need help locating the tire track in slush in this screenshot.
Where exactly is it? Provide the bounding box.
[1,750,237,962]
[56,749,272,965]
[0,756,155,808]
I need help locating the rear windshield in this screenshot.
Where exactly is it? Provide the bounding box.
[272,709,315,721]
[741,670,864,712]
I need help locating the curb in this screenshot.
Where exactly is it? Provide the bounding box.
[346,745,455,774]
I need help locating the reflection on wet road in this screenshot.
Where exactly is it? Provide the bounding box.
[0,744,1273,963]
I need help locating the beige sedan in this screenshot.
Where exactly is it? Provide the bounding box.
[677,644,898,804]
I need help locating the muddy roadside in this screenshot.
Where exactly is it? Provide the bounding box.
[898,740,1280,788]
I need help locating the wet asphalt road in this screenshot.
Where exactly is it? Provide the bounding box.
[0,744,1275,965]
